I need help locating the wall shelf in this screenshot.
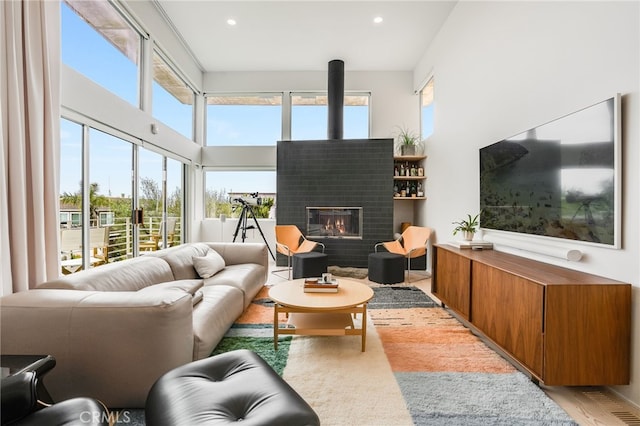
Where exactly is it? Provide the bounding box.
[394,155,426,161]
[393,155,426,199]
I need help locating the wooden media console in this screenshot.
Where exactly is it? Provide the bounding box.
[432,243,631,386]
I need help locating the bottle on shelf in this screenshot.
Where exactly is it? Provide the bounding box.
[392,155,426,200]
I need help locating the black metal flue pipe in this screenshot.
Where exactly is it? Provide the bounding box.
[327,59,344,140]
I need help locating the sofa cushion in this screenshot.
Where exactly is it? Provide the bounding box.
[192,250,226,279]
[38,257,174,291]
[191,285,244,360]
[204,264,266,310]
[137,279,203,296]
[150,243,211,280]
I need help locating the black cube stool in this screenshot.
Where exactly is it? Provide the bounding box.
[292,252,328,279]
[368,252,405,284]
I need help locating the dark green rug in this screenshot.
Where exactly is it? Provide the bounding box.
[369,286,438,309]
[212,334,292,376]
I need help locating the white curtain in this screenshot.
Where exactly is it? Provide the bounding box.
[1,0,60,294]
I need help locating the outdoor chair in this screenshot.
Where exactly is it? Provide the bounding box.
[140,219,176,251]
[59,227,109,274]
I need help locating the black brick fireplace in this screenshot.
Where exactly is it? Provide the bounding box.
[276,138,393,267]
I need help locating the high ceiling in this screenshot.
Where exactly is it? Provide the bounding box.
[153,1,457,72]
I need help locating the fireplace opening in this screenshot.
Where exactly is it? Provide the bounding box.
[307,207,362,239]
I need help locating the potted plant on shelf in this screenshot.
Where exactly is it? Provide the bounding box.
[452,213,480,241]
[395,126,421,156]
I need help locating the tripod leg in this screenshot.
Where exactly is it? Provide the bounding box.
[246,206,276,260]
[241,206,250,242]
[232,207,245,242]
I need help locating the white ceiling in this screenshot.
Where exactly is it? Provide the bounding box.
[154,1,457,72]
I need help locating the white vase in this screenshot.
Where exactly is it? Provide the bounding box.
[463,231,475,241]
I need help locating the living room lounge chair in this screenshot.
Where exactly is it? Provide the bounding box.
[274,225,325,279]
[375,226,432,283]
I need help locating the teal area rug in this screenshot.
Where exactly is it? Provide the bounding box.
[398,372,576,426]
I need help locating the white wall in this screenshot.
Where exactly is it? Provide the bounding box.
[414,1,639,405]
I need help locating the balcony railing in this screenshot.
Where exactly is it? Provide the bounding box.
[59,216,182,274]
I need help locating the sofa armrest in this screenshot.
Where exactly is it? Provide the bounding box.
[1,289,194,408]
[206,242,269,269]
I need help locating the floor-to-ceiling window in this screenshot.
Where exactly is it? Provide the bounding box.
[166,157,184,246]
[138,148,184,251]
[58,120,136,274]
[60,0,190,274]
[138,148,163,252]
[204,94,281,231]
[89,129,134,263]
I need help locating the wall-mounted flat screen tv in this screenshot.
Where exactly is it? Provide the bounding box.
[480,94,621,247]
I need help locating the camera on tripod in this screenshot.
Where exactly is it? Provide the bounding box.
[233,192,262,207]
[230,191,275,260]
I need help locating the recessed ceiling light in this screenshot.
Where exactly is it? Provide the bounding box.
[373,16,383,24]
[227,18,237,26]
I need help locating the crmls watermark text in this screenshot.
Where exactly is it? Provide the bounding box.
[80,410,131,424]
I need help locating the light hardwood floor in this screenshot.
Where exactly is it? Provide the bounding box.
[267,265,640,425]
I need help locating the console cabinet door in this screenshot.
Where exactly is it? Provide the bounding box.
[544,285,631,385]
[471,262,544,378]
[433,247,471,320]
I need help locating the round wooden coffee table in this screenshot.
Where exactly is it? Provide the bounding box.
[268,278,374,352]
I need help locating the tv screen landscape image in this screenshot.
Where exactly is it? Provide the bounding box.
[480,95,620,247]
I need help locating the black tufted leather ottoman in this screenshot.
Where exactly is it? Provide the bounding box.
[368,252,405,284]
[145,349,320,426]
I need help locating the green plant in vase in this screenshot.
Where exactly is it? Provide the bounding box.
[452,213,480,241]
[395,126,421,156]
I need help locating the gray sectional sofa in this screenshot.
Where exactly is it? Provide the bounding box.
[0,242,269,408]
